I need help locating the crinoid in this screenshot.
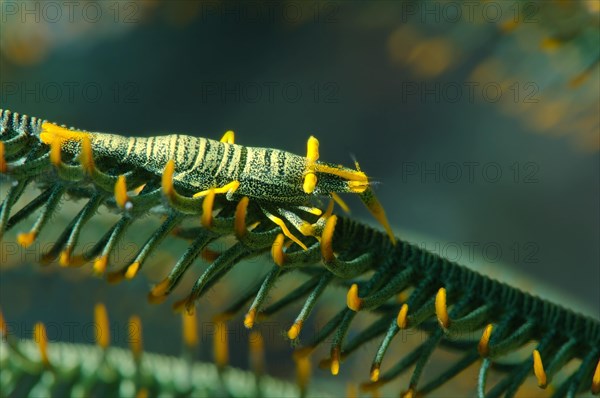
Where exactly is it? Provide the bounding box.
[1,109,599,397]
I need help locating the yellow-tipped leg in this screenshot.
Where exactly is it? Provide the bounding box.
[359,188,396,244]
[79,135,95,174]
[129,315,143,361]
[183,311,198,348]
[17,231,37,248]
[312,163,369,192]
[435,287,450,329]
[214,321,229,368]
[533,349,547,388]
[0,141,6,173]
[266,213,307,250]
[592,357,600,394]
[220,130,235,144]
[401,388,415,398]
[478,324,493,357]
[94,303,110,349]
[346,284,362,312]
[271,233,286,266]
[162,159,176,198]
[234,197,250,238]
[397,303,409,329]
[193,180,240,198]
[33,322,50,366]
[303,136,320,194]
[40,122,89,145]
[321,215,337,263]
[201,189,216,228]
[115,175,129,209]
[287,321,303,340]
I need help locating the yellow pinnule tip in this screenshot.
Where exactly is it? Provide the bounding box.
[59,250,71,267]
[150,278,170,298]
[33,322,49,366]
[0,141,7,173]
[401,388,415,398]
[115,175,129,209]
[214,321,229,368]
[287,321,303,340]
[591,356,600,394]
[201,189,215,228]
[0,308,7,337]
[533,349,547,388]
[161,159,175,197]
[500,19,518,33]
[244,309,257,329]
[370,367,380,382]
[93,256,108,275]
[541,37,562,51]
[292,347,314,361]
[397,304,409,329]
[478,324,493,357]
[330,348,341,376]
[321,215,337,263]
[295,354,311,391]
[182,311,198,348]
[331,358,340,376]
[346,383,358,398]
[125,262,140,280]
[271,233,286,266]
[249,331,265,374]
[129,315,143,359]
[346,284,362,312]
[17,231,37,248]
[94,303,110,349]
[234,196,249,238]
[201,248,220,263]
[136,389,149,398]
[435,287,449,329]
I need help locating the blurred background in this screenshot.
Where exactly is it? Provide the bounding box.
[1,0,598,396]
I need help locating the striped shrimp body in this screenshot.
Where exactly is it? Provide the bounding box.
[38,122,395,249]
